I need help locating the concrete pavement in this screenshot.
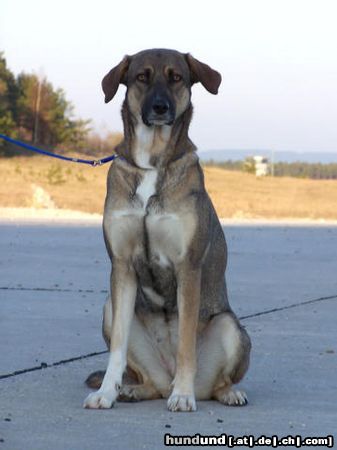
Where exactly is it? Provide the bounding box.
[0,221,336,449]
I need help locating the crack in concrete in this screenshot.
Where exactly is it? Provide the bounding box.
[0,293,336,381]
[0,350,108,380]
[239,294,337,320]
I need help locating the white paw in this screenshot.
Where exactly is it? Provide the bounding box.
[220,389,248,406]
[83,389,117,409]
[167,393,197,412]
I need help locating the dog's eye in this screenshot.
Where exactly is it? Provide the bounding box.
[137,73,147,82]
[172,74,182,82]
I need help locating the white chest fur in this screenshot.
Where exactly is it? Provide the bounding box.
[133,123,171,208]
[134,123,171,169]
[134,124,155,169]
[136,169,157,206]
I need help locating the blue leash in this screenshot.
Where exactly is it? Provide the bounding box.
[0,133,119,166]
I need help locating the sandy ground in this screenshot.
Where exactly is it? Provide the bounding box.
[1,206,337,226]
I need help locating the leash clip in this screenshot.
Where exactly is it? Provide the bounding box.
[92,159,102,167]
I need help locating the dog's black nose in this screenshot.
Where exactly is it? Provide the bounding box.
[152,99,170,115]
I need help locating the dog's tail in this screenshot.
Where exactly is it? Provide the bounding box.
[85,370,105,389]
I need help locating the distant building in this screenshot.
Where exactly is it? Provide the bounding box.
[253,155,269,176]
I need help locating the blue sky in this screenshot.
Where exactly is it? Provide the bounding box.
[1,0,337,153]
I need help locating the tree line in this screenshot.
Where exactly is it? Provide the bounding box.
[204,159,337,180]
[0,52,122,156]
[272,161,337,179]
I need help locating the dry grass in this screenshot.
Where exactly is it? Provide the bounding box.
[203,166,337,219]
[1,155,337,219]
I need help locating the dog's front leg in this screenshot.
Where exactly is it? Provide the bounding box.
[84,261,137,409]
[167,266,201,412]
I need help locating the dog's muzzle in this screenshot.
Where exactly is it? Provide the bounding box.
[142,94,175,127]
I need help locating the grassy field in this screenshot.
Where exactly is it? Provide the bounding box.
[1,155,337,219]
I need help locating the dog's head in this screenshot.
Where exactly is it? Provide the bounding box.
[102,49,221,127]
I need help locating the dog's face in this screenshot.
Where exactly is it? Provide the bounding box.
[102,49,221,127]
[127,50,192,127]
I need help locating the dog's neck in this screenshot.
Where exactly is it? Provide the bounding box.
[115,101,196,169]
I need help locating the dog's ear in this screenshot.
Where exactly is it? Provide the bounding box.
[102,56,130,103]
[185,54,222,95]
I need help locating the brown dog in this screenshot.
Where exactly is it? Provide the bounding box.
[84,49,251,412]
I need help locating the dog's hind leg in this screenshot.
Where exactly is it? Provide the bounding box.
[86,297,172,400]
[126,315,173,398]
[194,312,251,405]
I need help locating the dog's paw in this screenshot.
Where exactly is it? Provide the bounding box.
[118,385,140,402]
[218,389,248,406]
[83,389,117,409]
[167,393,197,412]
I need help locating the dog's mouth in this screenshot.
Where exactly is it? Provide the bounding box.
[142,115,174,127]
